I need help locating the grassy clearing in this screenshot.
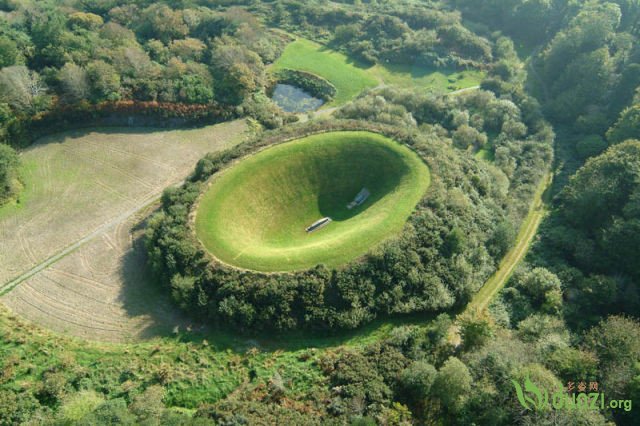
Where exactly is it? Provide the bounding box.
[271,38,378,105]
[0,305,276,410]
[270,38,485,105]
[195,131,430,272]
[0,121,247,286]
[368,62,484,92]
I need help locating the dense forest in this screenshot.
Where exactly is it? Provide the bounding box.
[1,0,640,425]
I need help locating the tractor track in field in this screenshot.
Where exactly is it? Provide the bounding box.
[0,190,163,296]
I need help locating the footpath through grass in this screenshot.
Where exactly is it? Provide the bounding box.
[465,171,553,315]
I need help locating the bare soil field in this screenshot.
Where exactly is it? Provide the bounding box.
[0,120,248,341]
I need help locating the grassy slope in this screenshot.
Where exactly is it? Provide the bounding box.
[195,131,430,272]
[369,62,484,92]
[0,305,324,410]
[271,38,378,105]
[270,38,485,105]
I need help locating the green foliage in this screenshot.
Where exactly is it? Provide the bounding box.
[398,361,437,406]
[432,357,472,413]
[607,104,640,145]
[210,37,265,105]
[575,134,607,159]
[459,313,494,349]
[550,141,640,290]
[273,68,336,101]
[146,115,535,331]
[269,0,492,69]
[58,390,105,424]
[0,36,18,68]
[0,143,19,204]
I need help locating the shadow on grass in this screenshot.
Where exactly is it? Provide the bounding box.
[117,214,196,341]
[21,125,212,154]
[317,147,411,221]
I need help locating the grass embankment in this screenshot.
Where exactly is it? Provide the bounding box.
[271,38,484,105]
[195,131,430,272]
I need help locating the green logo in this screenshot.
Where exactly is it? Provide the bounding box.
[512,377,632,412]
[512,376,549,411]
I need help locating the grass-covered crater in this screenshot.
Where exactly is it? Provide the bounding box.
[195,131,430,272]
[147,120,517,331]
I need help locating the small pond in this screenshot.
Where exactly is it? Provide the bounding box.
[271,83,324,113]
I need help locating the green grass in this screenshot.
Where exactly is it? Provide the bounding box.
[368,62,484,92]
[195,131,430,272]
[271,38,378,105]
[270,37,485,105]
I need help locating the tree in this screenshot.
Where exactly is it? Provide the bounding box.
[169,38,207,61]
[398,361,437,410]
[487,220,515,259]
[86,60,121,102]
[78,399,136,425]
[0,36,18,67]
[137,5,188,43]
[68,12,104,30]
[431,357,472,412]
[129,386,165,422]
[560,141,640,229]
[210,38,265,104]
[584,316,640,403]
[575,134,607,159]
[517,267,562,309]
[58,63,90,103]
[0,143,19,204]
[0,66,49,114]
[57,391,104,424]
[459,313,494,349]
[607,104,640,144]
[584,316,640,366]
[452,124,487,149]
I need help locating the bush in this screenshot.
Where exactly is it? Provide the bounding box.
[145,117,532,332]
[0,143,19,204]
[272,69,337,101]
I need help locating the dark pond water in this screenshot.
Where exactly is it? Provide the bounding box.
[271,83,324,113]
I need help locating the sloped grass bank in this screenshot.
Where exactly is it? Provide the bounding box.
[195,131,430,272]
